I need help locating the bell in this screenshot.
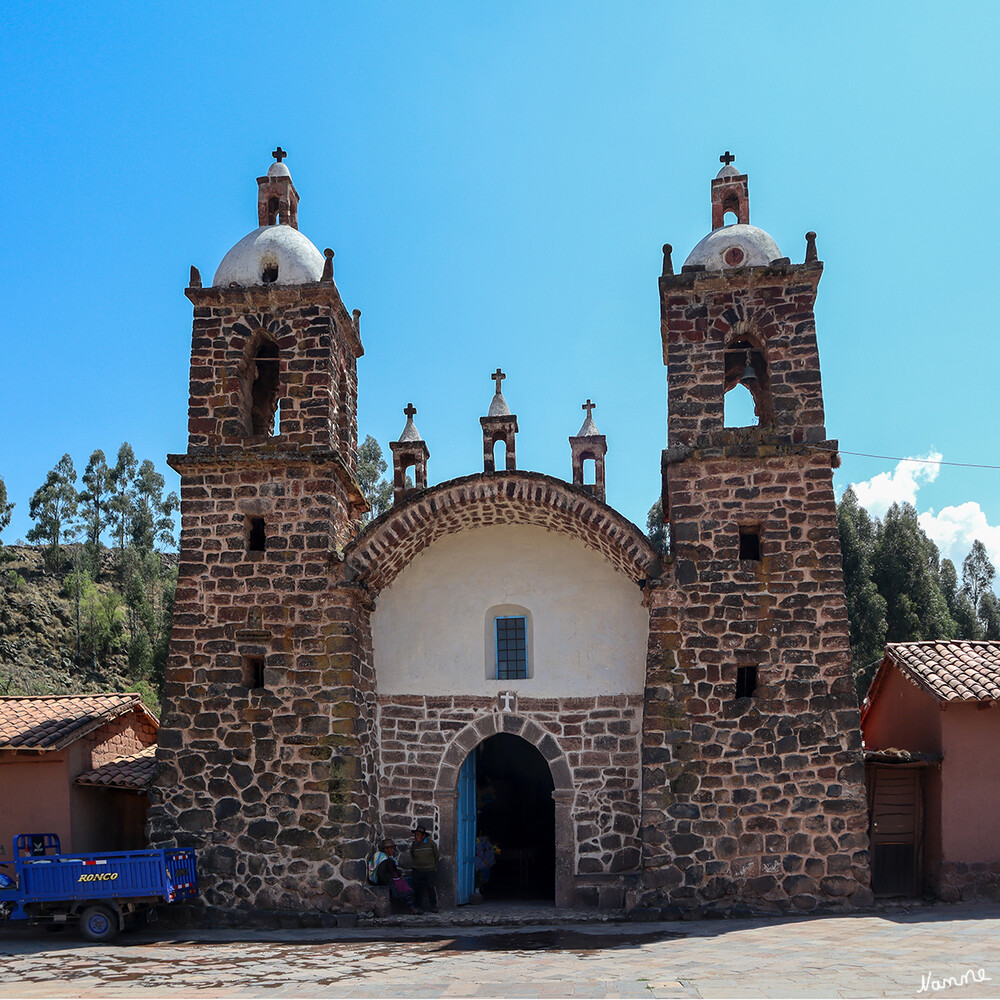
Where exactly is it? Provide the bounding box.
[740,351,757,384]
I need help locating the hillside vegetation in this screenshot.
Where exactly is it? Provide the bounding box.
[0,545,175,713]
[2,444,998,714]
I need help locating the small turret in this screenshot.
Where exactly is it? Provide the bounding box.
[480,369,518,472]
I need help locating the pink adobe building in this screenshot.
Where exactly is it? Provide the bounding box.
[150,151,871,919]
[862,640,1000,901]
[0,694,159,857]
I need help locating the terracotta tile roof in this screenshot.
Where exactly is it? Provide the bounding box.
[0,694,147,751]
[75,745,160,790]
[883,640,1000,702]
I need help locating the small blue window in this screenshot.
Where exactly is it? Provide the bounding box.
[495,616,527,680]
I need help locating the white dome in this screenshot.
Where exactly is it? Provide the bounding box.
[267,161,291,178]
[213,226,325,287]
[683,224,781,271]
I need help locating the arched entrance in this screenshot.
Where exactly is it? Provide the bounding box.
[435,714,576,909]
[459,734,555,902]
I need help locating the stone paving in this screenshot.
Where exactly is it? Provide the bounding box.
[0,904,997,998]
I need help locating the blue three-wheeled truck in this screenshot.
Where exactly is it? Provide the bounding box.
[0,834,198,942]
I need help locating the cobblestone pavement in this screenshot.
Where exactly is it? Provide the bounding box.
[0,904,997,999]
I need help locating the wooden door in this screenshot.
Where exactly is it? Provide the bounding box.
[867,764,922,897]
[456,748,476,904]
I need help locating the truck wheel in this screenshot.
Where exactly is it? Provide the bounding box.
[80,905,118,943]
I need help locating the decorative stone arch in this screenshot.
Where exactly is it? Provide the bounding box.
[345,471,660,597]
[720,317,774,427]
[232,314,293,439]
[710,299,826,436]
[434,713,576,909]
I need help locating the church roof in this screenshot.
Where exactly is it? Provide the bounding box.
[397,408,424,443]
[683,223,782,271]
[213,225,326,287]
[487,392,512,417]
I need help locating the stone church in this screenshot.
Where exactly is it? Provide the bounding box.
[149,151,872,916]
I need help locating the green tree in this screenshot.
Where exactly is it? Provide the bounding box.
[837,487,888,695]
[131,460,179,551]
[78,449,114,576]
[872,502,956,644]
[150,566,177,688]
[109,443,138,553]
[961,539,996,619]
[646,498,669,555]
[0,475,13,545]
[357,435,395,523]
[940,558,983,640]
[979,591,1000,640]
[26,455,79,567]
[64,570,125,666]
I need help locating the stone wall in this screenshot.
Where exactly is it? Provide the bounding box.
[937,861,1000,902]
[377,694,643,894]
[642,253,872,914]
[183,284,361,474]
[641,449,870,914]
[148,278,378,917]
[661,262,828,445]
[148,456,379,913]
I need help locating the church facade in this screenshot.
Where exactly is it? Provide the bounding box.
[149,152,872,916]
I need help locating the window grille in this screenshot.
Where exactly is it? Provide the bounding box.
[495,616,527,680]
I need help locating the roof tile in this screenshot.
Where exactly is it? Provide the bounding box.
[885,640,1000,702]
[0,694,143,751]
[75,745,160,790]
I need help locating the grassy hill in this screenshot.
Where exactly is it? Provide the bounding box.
[0,545,174,714]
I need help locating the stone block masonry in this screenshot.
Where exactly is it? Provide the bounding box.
[378,693,643,877]
[150,158,872,921]
[642,255,872,914]
[149,278,379,916]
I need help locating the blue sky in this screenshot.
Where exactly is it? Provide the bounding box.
[3,1,999,571]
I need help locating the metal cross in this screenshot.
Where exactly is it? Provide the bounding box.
[720,151,736,166]
[272,147,287,163]
[491,368,506,394]
[582,399,596,417]
[404,403,417,419]
[499,691,515,712]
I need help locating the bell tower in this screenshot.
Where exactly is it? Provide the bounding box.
[640,156,871,914]
[150,152,377,918]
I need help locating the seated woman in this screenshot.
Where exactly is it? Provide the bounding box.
[370,839,416,912]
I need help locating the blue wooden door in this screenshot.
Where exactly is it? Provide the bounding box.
[457,748,476,904]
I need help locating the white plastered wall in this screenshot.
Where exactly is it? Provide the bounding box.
[372,523,648,697]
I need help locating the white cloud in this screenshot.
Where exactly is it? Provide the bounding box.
[847,452,942,520]
[919,503,1000,571]
[847,452,1000,570]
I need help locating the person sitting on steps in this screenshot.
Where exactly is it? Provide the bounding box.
[370,839,417,913]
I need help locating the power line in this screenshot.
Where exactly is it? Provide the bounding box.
[811,446,1000,471]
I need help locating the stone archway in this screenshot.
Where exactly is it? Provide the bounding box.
[345,470,660,597]
[434,713,576,909]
